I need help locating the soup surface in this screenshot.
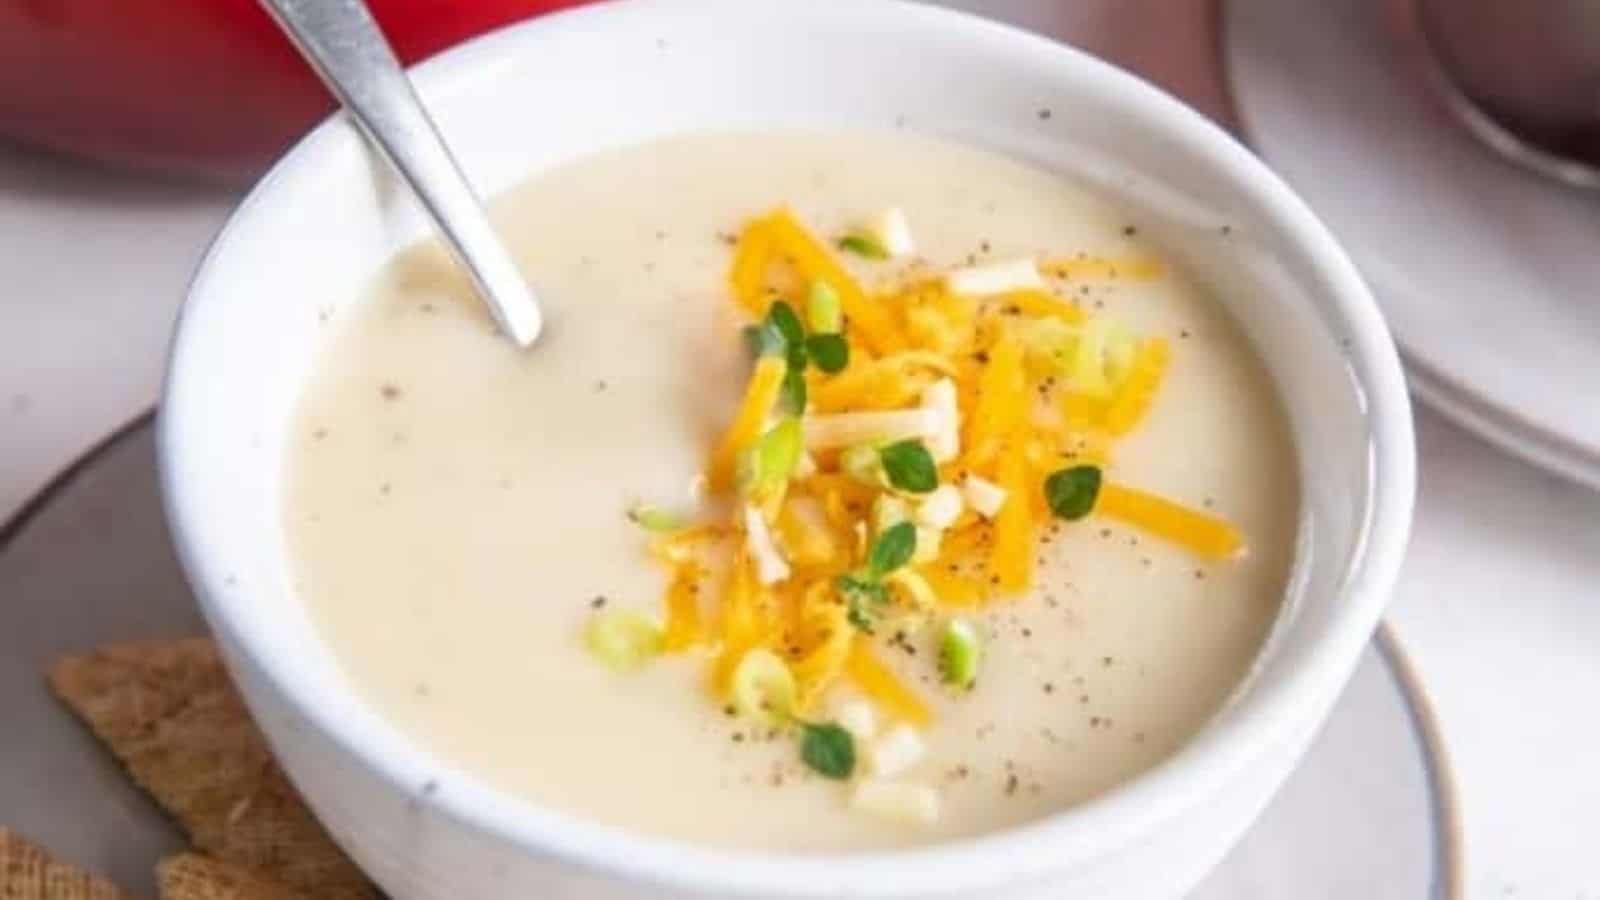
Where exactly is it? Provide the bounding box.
[285,130,1297,850]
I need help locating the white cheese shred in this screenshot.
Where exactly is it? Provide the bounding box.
[742,504,790,585]
[852,780,941,826]
[944,257,1044,297]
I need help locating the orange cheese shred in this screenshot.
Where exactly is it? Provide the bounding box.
[846,639,932,727]
[763,209,903,356]
[1042,256,1164,282]
[1104,338,1170,436]
[998,288,1087,324]
[988,431,1034,592]
[921,568,987,606]
[729,219,777,315]
[707,355,786,492]
[792,590,854,712]
[1097,482,1245,560]
[962,331,1026,468]
[661,562,704,652]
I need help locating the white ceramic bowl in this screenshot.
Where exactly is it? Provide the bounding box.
[159,2,1415,897]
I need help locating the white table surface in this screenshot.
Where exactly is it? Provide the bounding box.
[1,3,1595,897]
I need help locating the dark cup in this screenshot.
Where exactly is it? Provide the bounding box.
[1418,0,1600,185]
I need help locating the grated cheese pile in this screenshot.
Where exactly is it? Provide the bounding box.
[586,206,1246,822]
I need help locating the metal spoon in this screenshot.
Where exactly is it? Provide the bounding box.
[260,0,543,346]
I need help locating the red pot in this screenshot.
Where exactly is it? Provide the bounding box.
[0,0,590,183]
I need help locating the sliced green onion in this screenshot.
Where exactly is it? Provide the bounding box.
[627,503,687,532]
[939,618,983,690]
[1103,324,1139,385]
[841,442,884,486]
[807,279,844,333]
[740,416,804,500]
[837,234,889,260]
[731,647,797,726]
[584,609,664,672]
[1070,317,1113,397]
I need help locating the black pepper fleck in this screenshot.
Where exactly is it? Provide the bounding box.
[590,595,607,609]
[380,383,402,401]
[1037,108,1052,120]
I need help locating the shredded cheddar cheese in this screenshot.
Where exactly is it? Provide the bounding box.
[845,639,932,727]
[594,205,1251,798]
[1097,482,1245,560]
[707,355,786,491]
[1042,255,1164,281]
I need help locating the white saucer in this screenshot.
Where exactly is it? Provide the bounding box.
[1222,0,1600,490]
[0,419,1461,898]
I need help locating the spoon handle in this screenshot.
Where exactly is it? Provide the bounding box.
[261,0,542,346]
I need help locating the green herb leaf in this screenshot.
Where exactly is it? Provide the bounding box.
[799,721,856,779]
[867,521,917,579]
[767,300,806,347]
[785,338,809,375]
[742,320,786,359]
[780,365,808,416]
[806,333,850,374]
[807,279,843,333]
[838,573,890,633]
[837,234,890,261]
[1044,465,1103,520]
[878,439,938,493]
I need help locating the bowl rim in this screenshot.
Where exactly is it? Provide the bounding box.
[160,1,1417,894]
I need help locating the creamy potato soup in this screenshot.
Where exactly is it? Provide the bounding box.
[286,131,1297,850]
